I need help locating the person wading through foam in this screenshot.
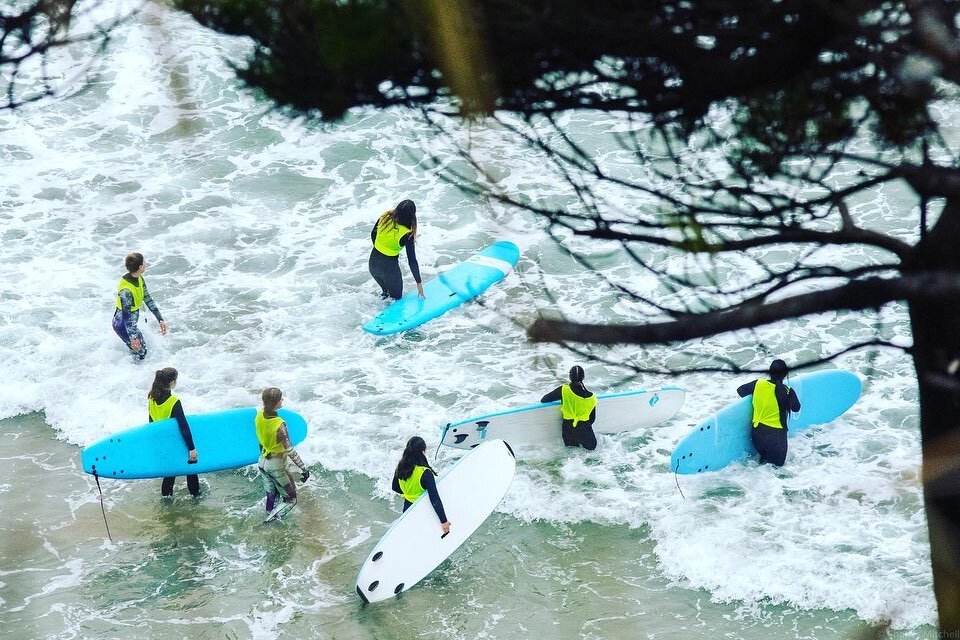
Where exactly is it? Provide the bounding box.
[368,199,425,301]
[148,367,200,497]
[255,387,309,518]
[391,436,451,535]
[112,252,167,360]
[541,365,599,451]
[737,359,801,466]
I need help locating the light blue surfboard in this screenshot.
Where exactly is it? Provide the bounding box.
[80,408,308,479]
[670,370,861,474]
[363,240,520,335]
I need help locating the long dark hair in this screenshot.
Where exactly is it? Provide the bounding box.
[395,436,433,481]
[148,367,177,402]
[568,365,589,393]
[379,199,418,240]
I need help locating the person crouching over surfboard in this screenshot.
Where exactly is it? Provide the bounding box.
[736,359,801,467]
[368,199,425,301]
[391,437,451,536]
[256,388,310,520]
[541,366,598,451]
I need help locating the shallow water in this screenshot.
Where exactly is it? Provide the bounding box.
[0,2,944,638]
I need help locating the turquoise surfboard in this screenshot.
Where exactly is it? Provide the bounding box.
[670,370,861,474]
[80,408,308,479]
[363,240,520,335]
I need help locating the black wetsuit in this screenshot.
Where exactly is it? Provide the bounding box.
[541,385,598,451]
[391,469,447,522]
[149,395,200,496]
[737,379,801,467]
[369,222,422,300]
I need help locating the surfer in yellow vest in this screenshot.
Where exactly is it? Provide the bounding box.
[391,436,451,535]
[112,252,167,360]
[148,367,200,497]
[737,359,801,466]
[541,366,598,451]
[255,387,309,517]
[368,199,425,300]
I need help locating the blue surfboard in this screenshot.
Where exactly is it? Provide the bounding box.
[363,240,520,335]
[670,370,861,474]
[80,408,308,479]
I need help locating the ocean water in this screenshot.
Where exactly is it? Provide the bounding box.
[0,3,941,638]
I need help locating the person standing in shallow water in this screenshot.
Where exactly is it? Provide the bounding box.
[737,359,801,467]
[112,252,167,360]
[541,365,598,451]
[148,367,200,497]
[368,199,425,300]
[391,436,451,535]
[255,387,309,518]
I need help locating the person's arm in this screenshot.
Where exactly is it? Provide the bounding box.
[141,281,167,335]
[588,406,596,423]
[540,386,563,403]
[277,423,306,470]
[371,221,378,244]
[401,235,422,284]
[788,387,801,412]
[419,470,448,524]
[141,281,164,322]
[391,474,402,495]
[170,400,198,462]
[736,380,757,398]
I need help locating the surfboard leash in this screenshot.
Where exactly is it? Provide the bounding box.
[673,461,685,500]
[92,471,113,542]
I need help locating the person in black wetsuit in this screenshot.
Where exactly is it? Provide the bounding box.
[737,359,801,467]
[391,436,451,535]
[541,365,599,451]
[369,199,425,300]
[113,252,167,360]
[148,367,200,497]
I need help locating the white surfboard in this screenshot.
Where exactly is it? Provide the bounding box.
[439,388,686,451]
[356,439,516,603]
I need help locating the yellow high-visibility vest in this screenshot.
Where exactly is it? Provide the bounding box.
[255,412,286,455]
[116,276,145,312]
[373,214,411,256]
[148,393,179,422]
[752,379,788,429]
[561,385,597,427]
[398,465,427,502]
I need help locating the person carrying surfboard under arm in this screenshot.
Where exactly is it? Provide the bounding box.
[256,387,309,520]
[391,436,451,535]
[368,199,425,301]
[148,367,200,497]
[737,359,801,467]
[112,252,167,360]
[541,365,599,451]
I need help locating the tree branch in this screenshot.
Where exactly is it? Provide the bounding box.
[528,272,956,345]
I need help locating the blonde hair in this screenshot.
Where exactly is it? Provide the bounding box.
[262,387,283,415]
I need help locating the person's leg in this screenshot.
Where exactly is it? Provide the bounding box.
[561,420,577,447]
[751,426,769,464]
[263,458,293,511]
[578,424,598,451]
[111,312,129,344]
[383,259,403,299]
[770,428,788,466]
[186,474,200,496]
[161,476,175,496]
[369,250,404,299]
